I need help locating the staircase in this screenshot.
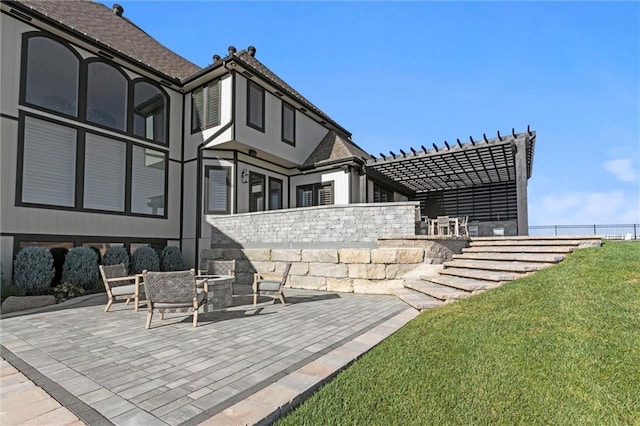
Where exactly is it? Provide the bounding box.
[393,236,603,311]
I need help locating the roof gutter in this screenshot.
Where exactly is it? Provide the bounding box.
[299,156,366,173]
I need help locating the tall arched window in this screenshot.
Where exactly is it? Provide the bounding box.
[24,36,79,117]
[133,81,167,144]
[86,61,128,131]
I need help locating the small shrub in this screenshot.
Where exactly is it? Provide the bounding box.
[89,246,102,265]
[53,282,85,301]
[13,247,54,294]
[132,245,160,274]
[49,247,69,286]
[1,284,26,303]
[62,247,99,290]
[161,246,186,271]
[0,262,4,287]
[103,246,130,270]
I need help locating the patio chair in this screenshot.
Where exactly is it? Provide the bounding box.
[142,269,208,329]
[253,263,291,307]
[198,259,236,277]
[459,216,469,237]
[99,264,144,312]
[436,216,450,236]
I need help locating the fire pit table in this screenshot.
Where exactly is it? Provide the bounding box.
[197,274,234,310]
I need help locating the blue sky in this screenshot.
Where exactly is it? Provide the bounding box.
[108,1,639,226]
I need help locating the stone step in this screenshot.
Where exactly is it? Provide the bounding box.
[471,235,604,241]
[439,267,524,282]
[404,279,472,301]
[470,239,602,247]
[452,252,566,263]
[421,275,498,292]
[463,245,575,254]
[443,259,555,273]
[392,287,445,311]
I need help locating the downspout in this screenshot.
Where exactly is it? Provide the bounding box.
[179,88,186,252]
[195,60,235,269]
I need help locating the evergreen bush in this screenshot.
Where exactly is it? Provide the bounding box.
[161,246,186,271]
[132,245,160,274]
[89,246,102,265]
[13,247,54,294]
[49,247,69,286]
[62,247,99,290]
[103,246,130,270]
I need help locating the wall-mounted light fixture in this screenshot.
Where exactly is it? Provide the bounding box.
[248,149,257,157]
[241,168,249,183]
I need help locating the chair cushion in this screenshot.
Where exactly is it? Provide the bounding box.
[257,280,281,292]
[111,284,137,296]
[153,291,206,309]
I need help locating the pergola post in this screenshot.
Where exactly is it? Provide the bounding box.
[515,135,529,236]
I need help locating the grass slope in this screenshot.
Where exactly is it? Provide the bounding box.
[279,242,640,425]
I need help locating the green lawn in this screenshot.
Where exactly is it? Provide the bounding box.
[278,241,640,425]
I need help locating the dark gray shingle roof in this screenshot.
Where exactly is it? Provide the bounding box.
[301,130,373,170]
[15,0,201,79]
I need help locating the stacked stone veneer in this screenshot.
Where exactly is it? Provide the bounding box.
[200,237,469,294]
[207,202,420,248]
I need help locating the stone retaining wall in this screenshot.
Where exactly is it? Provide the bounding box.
[201,239,466,294]
[207,202,420,248]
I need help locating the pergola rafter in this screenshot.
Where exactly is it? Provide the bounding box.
[365,130,535,194]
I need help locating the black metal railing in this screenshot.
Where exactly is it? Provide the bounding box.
[529,224,639,240]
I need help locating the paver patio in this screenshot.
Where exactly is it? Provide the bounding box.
[0,286,416,425]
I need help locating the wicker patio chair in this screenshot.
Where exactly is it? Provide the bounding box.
[253,263,291,307]
[99,264,144,312]
[198,259,236,277]
[142,269,208,329]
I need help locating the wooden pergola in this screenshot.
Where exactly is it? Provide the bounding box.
[364,128,536,235]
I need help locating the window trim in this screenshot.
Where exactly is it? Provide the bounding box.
[268,177,283,210]
[249,171,266,212]
[20,31,82,120]
[191,79,221,133]
[204,165,231,215]
[16,111,169,219]
[85,58,130,133]
[246,80,265,132]
[296,181,334,207]
[373,182,394,203]
[20,33,170,147]
[281,101,296,146]
[131,78,169,145]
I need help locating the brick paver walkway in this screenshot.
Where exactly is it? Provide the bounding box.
[1,287,416,425]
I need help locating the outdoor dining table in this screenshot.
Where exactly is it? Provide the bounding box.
[424,216,461,236]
